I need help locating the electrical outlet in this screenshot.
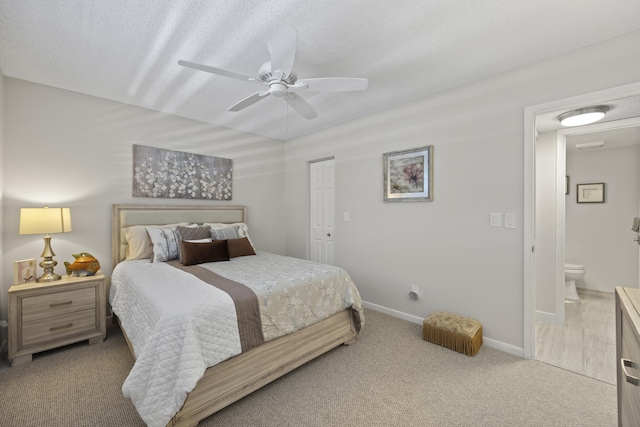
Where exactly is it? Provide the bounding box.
[409,285,419,301]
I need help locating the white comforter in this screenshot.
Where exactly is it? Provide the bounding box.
[110,251,364,427]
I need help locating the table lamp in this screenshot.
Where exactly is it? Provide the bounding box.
[19,207,72,282]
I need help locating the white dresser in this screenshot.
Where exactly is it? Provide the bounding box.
[615,286,640,426]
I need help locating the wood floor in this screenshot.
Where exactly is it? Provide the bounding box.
[535,288,616,385]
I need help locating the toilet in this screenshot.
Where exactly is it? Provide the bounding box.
[564,263,585,301]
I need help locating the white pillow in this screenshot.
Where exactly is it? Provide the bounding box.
[186,238,212,243]
[146,227,181,263]
[124,222,189,260]
[203,222,255,250]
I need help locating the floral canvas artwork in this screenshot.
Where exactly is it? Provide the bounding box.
[133,145,232,200]
[389,156,424,194]
[383,145,433,202]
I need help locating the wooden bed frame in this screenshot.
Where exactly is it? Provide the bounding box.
[112,204,358,427]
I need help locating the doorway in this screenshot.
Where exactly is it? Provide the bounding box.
[534,117,640,383]
[309,158,335,265]
[523,81,640,360]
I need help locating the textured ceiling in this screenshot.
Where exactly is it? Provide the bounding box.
[2,1,640,141]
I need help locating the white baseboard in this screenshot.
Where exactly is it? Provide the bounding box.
[363,301,425,324]
[535,310,557,325]
[362,301,524,358]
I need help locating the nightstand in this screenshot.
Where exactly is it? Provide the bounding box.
[8,272,106,367]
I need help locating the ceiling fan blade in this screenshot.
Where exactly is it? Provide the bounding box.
[178,60,261,84]
[284,93,318,120]
[270,25,297,78]
[228,91,270,112]
[296,77,368,92]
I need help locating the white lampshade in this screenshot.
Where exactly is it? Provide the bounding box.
[19,207,72,235]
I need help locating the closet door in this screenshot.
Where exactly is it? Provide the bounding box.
[309,158,335,265]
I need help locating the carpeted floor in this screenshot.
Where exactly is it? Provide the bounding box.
[0,310,617,426]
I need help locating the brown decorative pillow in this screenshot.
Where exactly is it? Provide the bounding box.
[181,240,229,266]
[227,237,256,258]
[176,225,211,263]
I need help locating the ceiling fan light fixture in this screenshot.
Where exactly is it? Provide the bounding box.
[558,105,609,127]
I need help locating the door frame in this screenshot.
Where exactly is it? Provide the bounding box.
[523,81,640,359]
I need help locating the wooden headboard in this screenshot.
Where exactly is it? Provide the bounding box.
[112,204,246,267]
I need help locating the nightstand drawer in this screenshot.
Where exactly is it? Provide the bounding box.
[22,308,97,347]
[22,287,96,322]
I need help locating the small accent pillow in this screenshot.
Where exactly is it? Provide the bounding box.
[124,222,189,260]
[227,237,256,258]
[204,222,256,250]
[146,227,181,263]
[186,238,212,243]
[181,240,230,266]
[209,225,242,240]
[176,225,211,263]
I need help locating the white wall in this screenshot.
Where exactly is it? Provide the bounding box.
[1,78,286,317]
[284,29,640,351]
[535,132,558,316]
[566,144,640,291]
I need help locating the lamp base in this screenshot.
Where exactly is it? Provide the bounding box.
[37,270,62,282]
[37,237,62,282]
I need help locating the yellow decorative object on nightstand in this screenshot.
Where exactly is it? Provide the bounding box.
[8,272,106,367]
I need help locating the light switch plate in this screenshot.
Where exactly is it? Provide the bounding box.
[505,213,516,229]
[343,212,350,222]
[490,213,502,227]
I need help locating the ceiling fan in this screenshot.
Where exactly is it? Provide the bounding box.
[178,25,368,120]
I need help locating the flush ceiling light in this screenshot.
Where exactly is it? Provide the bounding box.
[558,105,609,127]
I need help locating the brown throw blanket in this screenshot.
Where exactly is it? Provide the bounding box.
[167,260,264,352]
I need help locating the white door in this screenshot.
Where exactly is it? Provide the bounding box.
[309,159,335,265]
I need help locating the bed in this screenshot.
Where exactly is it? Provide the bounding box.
[109,204,364,427]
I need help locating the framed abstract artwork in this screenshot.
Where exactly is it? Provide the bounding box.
[383,145,433,202]
[133,144,232,200]
[577,183,605,203]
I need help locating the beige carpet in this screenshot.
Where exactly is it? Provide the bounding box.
[0,310,617,426]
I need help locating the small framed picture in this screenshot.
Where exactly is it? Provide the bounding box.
[13,258,37,284]
[577,183,605,203]
[383,145,434,202]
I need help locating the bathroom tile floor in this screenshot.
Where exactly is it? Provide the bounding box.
[535,288,616,385]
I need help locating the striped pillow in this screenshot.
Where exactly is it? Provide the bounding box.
[176,225,211,263]
[210,225,242,240]
[204,222,256,251]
